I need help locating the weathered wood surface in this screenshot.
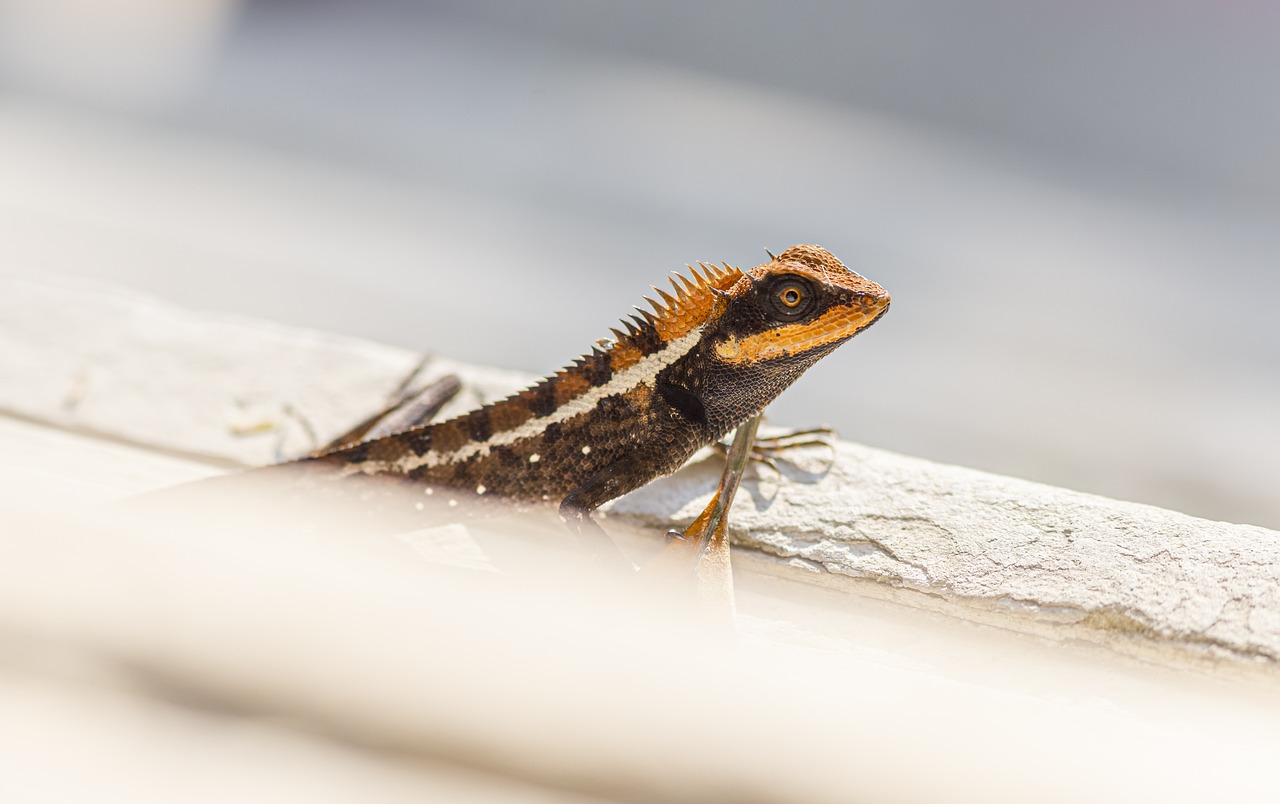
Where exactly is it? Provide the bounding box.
[4,266,1278,665]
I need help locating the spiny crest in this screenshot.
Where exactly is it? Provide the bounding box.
[635,260,743,343]
[492,259,747,424]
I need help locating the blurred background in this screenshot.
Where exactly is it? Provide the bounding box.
[0,0,1276,528]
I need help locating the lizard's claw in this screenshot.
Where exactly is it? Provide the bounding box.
[711,425,838,480]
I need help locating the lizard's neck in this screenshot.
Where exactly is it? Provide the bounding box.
[655,324,843,441]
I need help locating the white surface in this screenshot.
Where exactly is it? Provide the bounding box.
[619,443,1280,664]
[3,266,1279,667]
[0,265,531,466]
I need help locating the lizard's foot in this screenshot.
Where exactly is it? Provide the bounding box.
[640,491,737,627]
[637,414,763,625]
[711,424,837,480]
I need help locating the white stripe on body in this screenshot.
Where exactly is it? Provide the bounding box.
[341,327,704,477]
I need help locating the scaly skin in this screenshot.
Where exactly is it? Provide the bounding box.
[303,245,890,543]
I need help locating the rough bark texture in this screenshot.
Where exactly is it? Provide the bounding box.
[614,442,1280,664]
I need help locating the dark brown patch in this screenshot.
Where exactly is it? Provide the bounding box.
[657,377,706,425]
[629,321,664,356]
[368,437,410,463]
[408,431,432,456]
[332,441,370,463]
[465,408,492,442]
[489,444,523,468]
[595,383,651,422]
[554,372,591,405]
[542,421,564,445]
[578,349,614,387]
[487,399,534,433]
[445,459,475,485]
[596,392,636,421]
[527,381,557,417]
[429,420,469,453]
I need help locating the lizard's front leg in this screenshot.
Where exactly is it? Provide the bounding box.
[560,413,762,587]
[639,414,762,620]
[559,471,640,573]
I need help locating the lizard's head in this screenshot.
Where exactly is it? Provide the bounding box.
[641,243,890,436]
[711,244,890,368]
[596,243,888,439]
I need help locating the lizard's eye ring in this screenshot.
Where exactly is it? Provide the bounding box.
[765,276,813,321]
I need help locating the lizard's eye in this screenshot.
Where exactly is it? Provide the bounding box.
[765,276,813,321]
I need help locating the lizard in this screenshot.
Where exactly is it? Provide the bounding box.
[281,244,891,564]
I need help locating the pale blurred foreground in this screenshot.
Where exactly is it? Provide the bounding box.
[3,439,1280,803]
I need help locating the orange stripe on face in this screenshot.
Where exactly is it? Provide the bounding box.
[713,299,889,364]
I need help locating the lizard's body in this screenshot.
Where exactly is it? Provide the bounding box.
[297,245,890,541]
[137,245,888,559]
